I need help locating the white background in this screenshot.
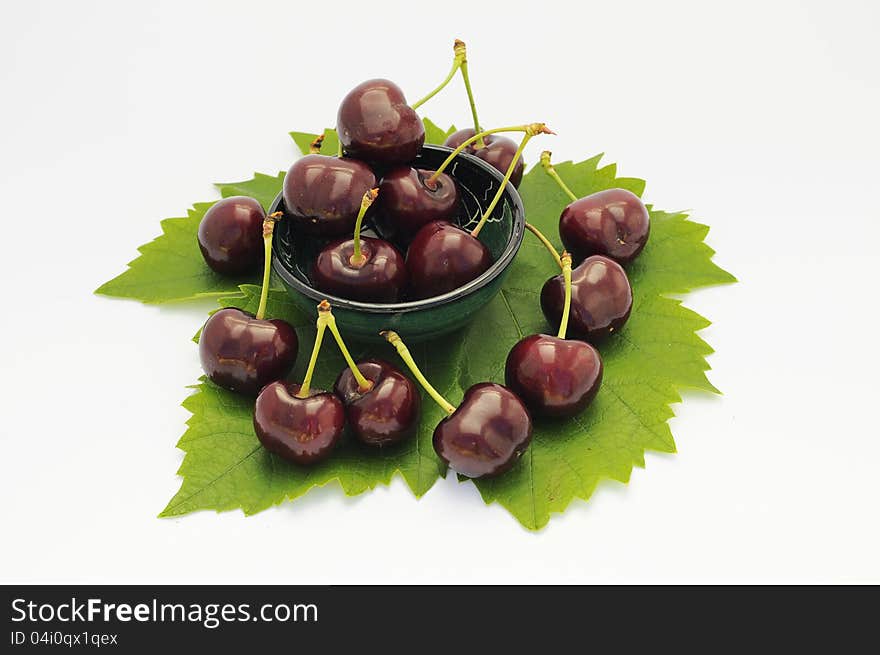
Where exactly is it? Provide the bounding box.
[1,0,878,584]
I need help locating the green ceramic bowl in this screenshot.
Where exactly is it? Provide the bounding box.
[270,144,525,342]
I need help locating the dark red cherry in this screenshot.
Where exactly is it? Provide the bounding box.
[541,255,633,342]
[199,308,298,395]
[433,383,532,479]
[559,188,650,264]
[197,196,265,274]
[444,129,525,188]
[333,359,421,447]
[505,335,603,417]
[377,167,459,241]
[282,154,377,237]
[312,236,407,303]
[406,221,493,300]
[337,79,425,166]
[253,381,345,465]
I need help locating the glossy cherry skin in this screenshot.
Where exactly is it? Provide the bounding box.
[312,237,407,303]
[199,308,298,395]
[505,335,603,417]
[282,154,377,237]
[254,382,345,465]
[433,383,532,479]
[377,167,459,242]
[405,221,493,300]
[197,196,265,274]
[337,79,425,166]
[541,255,633,342]
[333,359,421,447]
[444,129,525,188]
[559,188,650,264]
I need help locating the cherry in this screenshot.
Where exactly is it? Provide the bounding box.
[433,383,532,478]
[252,301,348,464]
[506,335,602,417]
[383,331,532,479]
[197,196,265,274]
[541,152,650,264]
[334,359,421,447]
[377,166,459,242]
[444,129,525,188]
[505,251,603,417]
[336,79,425,166]
[254,381,345,465]
[312,189,407,303]
[314,238,407,302]
[199,213,298,394]
[282,141,377,237]
[199,308,298,395]
[541,255,633,342]
[560,188,650,264]
[405,221,492,300]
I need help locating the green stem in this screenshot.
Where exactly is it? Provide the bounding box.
[557,253,573,339]
[470,130,537,238]
[325,308,372,393]
[411,47,463,110]
[428,124,543,186]
[524,222,563,269]
[350,188,378,267]
[453,39,484,149]
[540,150,578,202]
[337,137,343,158]
[296,309,330,399]
[255,212,283,320]
[382,331,455,415]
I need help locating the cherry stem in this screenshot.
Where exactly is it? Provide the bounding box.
[540,151,578,202]
[382,331,456,415]
[255,212,283,321]
[524,222,563,269]
[453,39,485,149]
[350,188,379,268]
[411,40,466,110]
[470,125,553,238]
[336,135,343,158]
[296,305,330,399]
[323,303,373,393]
[557,252,573,340]
[427,123,549,186]
[309,134,324,154]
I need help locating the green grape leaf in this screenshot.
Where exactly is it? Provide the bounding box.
[95,172,286,304]
[109,118,733,527]
[161,285,460,516]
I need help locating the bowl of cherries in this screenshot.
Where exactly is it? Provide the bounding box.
[194,39,650,486]
[268,77,549,342]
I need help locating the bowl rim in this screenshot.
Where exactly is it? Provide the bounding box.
[270,144,526,314]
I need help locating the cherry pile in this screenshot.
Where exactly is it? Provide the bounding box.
[194,40,651,478]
